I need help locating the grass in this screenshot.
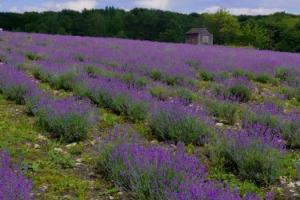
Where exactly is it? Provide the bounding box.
[0,94,126,200]
[7,57,300,199]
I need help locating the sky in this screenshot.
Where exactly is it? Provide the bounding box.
[0,0,299,15]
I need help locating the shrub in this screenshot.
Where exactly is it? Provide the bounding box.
[198,70,215,81]
[109,94,129,114]
[31,67,51,82]
[48,149,75,169]
[232,69,254,79]
[275,68,289,81]
[206,100,242,125]
[283,87,300,102]
[36,97,97,143]
[127,101,149,122]
[0,151,32,200]
[98,131,257,200]
[253,73,278,85]
[213,129,285,186]
[25,52,43,61]
[149,69,162,81]
[87,77,150,121]
[85,65,117,79]
[149,86,171,101]
[122,73,136,87]
[164,75,184,86]
[85,65,99,78]
[228,84,252,102]
[176,88,197,105]
[281,118,300,148]
[49,71,79,91]
[0,66,35,104]
[149,102,214,145]
[134,77,148,89]
[74,54,85,62]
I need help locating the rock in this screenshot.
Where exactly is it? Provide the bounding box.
[54,148,64,153]
[90,140,96,146]
[216,123,224,127]
[118,192,124,196]
[62,194,72,199]
[287,182,295,188]
[34,144,40,149]
[289,189,295,193]
[75,162,84,167]
[88,172,96,178]
[66,143,77,148]
[296,181,300,186]
[109,196,114,200]
[39,185,48,192]
[76,158,82,163]
[37,134,47,141]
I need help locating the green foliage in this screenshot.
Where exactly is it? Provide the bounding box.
[275,68,289,81]
[127,101,149,122]
[149,69,162,81]
[0,85,28,104]
[149,86,171,101]
[282,87,300,102]
[232,69,254,79]
[212,138,284,186]
[135,77,148,89]
[206,100,242,125]
[238,22,270,49]
[204,9,240,44]
[253,73,279,85]
[198,70,215,81]
[149,110,214,145]
[243,111,281,130]
[49,71,79,91]
[176,88,197,105]
[25,52,43,61]
[48,149,75,169]
[228,84,252,102]
[37,110,91,143]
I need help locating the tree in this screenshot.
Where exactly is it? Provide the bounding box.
[238,22,270,49]
[204,9,241,44]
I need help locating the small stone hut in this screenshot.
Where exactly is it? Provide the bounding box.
[185,28,213,45]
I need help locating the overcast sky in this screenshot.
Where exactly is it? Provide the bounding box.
[0,0,299,15]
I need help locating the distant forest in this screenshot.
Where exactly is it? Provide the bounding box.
[1,7,300,52]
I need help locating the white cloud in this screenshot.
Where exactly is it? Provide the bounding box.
[12,0,98,13]
[135,0,170,10]
[8,6,20,12]
[203,6,283,16]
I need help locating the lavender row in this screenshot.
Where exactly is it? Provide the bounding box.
[0,65,97,143]
[98,128,265,200]
[31,64,216,145]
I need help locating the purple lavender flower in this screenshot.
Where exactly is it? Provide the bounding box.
[0,151,32,200]
[99,129,261,200]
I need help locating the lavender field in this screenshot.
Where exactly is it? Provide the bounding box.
[0,31,300,200]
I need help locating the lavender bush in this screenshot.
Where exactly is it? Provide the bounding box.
[0,151,32,200]
[149,101,214,145]
[0,65,35,104]
[206,100,243,125]
[212,128,285,186]
[98,130,260,200]
[36,97,97,142]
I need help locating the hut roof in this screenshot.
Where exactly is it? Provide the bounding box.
[186,28,211,35]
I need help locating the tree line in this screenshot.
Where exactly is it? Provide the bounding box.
[1,7,300,52]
